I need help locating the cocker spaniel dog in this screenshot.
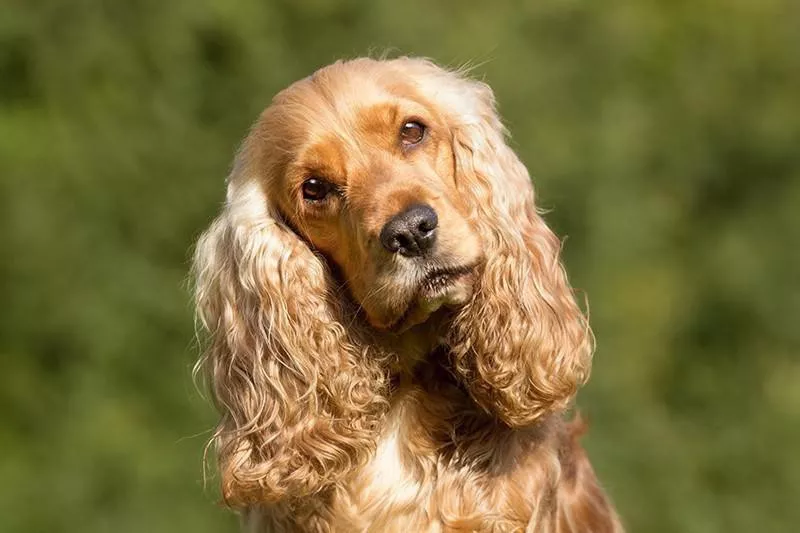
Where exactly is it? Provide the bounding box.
[193,57,623,532]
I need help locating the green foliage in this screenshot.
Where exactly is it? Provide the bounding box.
[1,1,798,531]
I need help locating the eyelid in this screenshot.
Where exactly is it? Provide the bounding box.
[403,117,428,130]
[311,178,342,196]
[296,174,339,192]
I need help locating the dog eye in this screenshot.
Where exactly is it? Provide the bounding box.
[400,121,426,146]
[301,178,335,202]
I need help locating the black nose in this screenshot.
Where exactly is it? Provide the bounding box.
[380,204,438,257]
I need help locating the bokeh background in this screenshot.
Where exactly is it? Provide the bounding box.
[2,1,799,532]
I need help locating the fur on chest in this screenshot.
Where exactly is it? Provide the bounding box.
[242,386,618,533]
[324,388,564,532]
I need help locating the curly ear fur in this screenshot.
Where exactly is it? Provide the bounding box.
[193,144,389,506]
[409,61,594,427]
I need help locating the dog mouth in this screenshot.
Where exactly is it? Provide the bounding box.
[388,264,477,332]
[420,266,473,296]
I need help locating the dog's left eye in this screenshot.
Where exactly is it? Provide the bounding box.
[400,121,426,146]
[301,178,335,202]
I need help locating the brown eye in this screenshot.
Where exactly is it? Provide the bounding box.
[301,178,335,202]
[400,121,426,146]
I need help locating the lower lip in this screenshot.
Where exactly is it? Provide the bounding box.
[424,273,452,292]
[387,271,473,331]
[422,270,469,296]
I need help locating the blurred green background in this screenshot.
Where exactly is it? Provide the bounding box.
[2,1,798,532]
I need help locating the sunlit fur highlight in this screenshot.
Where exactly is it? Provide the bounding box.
[193,57,623,532]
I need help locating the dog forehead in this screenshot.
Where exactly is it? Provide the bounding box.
[282,89,422,163]
[268,83,386,155]
[261,60,452,192]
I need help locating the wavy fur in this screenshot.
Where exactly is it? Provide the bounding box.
[193,145,390,505]
[443,74,593,426]
[193,57,621,532]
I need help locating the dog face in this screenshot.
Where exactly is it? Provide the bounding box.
[257,64,483,330]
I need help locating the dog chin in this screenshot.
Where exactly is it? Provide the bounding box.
[391,270,475,332]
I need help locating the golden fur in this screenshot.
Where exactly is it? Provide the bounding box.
[193,57,623,532]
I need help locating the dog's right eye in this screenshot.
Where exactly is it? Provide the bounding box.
[301,178,335,202]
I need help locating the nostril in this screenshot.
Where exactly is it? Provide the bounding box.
[417,217,436,235]
[415,205,438,234]
[392,232,414,252]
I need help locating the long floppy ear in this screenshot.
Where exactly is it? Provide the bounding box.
[192,140,389,506]
[439,70,593,427]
